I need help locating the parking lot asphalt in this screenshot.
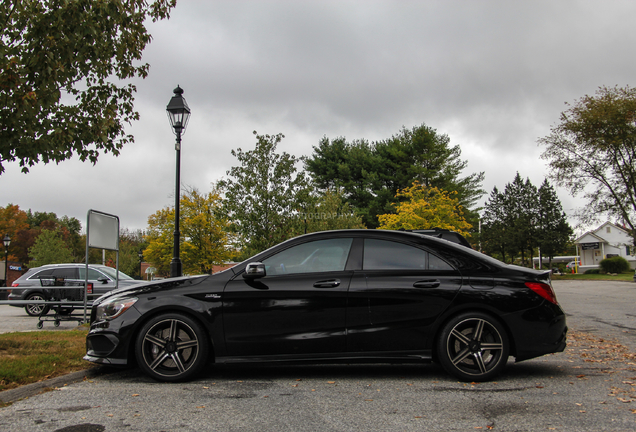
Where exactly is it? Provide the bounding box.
[1,280,636,431]
[0,304,90,333]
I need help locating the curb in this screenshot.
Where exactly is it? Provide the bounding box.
[0,367,111,405]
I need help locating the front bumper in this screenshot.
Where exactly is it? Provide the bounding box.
[84,307,142,367]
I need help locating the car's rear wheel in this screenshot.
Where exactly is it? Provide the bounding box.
[25,293,50,316]
[135,313,209,382]
[437,312,509,382]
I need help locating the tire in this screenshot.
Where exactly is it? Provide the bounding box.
[135,313,209,382]
[25,293,50,317]
[436,312,509,382]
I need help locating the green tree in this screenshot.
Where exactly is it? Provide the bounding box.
[503,173,538,265]
[28,229,74,266]
[540,85,636,246]
[482,174,572,267]
[305,124,485,228]
[144,207,173,277]
[145,186,232,276]
[377,182,472,236]
[99,229,148,279]
[481,187,511,262]
[295,189,366,234]
[0,0,176,174]
[536,179,573,268]
[219,131,311,258]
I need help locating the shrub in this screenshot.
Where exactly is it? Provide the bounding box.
[584,269,600,274]
[599,256,631,274]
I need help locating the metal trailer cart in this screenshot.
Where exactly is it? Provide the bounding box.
[36,277,88,329]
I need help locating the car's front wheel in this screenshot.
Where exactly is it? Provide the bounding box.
[25,293,50,317]
[437,312,509,382]
[135,313,209,382]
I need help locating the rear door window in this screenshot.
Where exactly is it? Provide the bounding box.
[363,239,454,270]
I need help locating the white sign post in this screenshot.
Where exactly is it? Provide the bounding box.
[85,210,120,322]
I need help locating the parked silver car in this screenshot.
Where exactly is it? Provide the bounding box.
[9,264,139,316]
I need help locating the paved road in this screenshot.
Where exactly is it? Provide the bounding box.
[0,304,89,333]
[1,280,636,431]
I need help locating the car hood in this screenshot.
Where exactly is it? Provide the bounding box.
[93,275,210,306]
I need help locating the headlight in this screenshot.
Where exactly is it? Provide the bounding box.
[95,297,138,321]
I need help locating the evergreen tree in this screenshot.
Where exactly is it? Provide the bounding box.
[503,173,538,265]
[305,124,484,228]
[481,187,511,262]
[536,179,573,268]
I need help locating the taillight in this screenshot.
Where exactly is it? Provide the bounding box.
[525,282,558,305]
[11,283,18,287]
[87,283,93,294]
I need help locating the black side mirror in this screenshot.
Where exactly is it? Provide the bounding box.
[243,262,266,279]
[97,277,109,284]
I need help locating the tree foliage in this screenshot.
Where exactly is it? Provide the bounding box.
[145,186,232,276]
[0,204,82,264]
[219,131,311,258]
[305,124,484,228]
[540,85,636,245]
[536,179,573,267]
[0,0,176,174]
[28,228,74,266]
[481,174,572,266]
[377,182,472,236]
[97,228,148,278]
[296,189,366,234]
[0,204,28,261]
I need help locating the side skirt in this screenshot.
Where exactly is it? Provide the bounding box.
[215,350,433,365]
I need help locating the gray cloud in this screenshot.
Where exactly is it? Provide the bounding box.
[2,0,635,233]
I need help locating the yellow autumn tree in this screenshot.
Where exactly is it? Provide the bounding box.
[145,186,233,276]
[377,182,472,237]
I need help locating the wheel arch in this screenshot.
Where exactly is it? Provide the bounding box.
[431,305,518,361]
[125,305,217,367]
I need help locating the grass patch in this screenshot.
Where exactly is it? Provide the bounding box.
[552,272,634,282]
[0,327,95,392]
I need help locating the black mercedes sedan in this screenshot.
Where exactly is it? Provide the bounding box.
[84,229,567,382]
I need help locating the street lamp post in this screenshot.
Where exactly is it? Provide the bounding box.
[166,85,191,278]
[3,234,10,287]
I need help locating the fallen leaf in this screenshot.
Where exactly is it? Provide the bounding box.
[131,394,139,397]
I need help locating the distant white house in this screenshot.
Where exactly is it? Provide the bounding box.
[574,222,635,271]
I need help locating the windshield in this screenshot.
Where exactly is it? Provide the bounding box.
[98,266,134,280]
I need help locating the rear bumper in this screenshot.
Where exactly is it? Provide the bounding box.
[511,304,567,362]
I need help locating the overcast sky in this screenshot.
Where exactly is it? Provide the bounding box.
[2,0,635,235]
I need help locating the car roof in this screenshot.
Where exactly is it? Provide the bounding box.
[31,263,111,269]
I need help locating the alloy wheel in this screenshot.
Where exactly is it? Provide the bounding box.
[438,313,509,381]
[136,314,208,381]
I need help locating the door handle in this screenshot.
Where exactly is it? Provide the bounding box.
[313,279,341,288]
[413,279,440,288]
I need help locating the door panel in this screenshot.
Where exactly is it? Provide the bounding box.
[346,239,462,352]
[223,238,354,357]
[223,272,351,356]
